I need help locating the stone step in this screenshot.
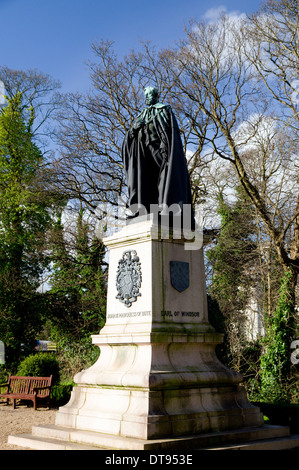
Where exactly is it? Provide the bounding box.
[7,423,299,451]
[7,433,100,450]
[31,423,291,449]
[203,434,299,450]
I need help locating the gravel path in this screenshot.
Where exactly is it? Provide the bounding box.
[0,402,57,450]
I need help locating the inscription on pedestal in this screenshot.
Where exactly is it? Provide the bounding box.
[107,311,151,319]
[161,310,202,320]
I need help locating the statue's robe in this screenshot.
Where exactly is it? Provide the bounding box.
[122,103,194,226]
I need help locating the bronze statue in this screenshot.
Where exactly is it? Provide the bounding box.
[122,87,194,227]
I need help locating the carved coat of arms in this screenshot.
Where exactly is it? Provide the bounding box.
[170,261,190,292]
[116,250,142,307]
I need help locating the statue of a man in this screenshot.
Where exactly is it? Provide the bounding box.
[122,87,194,227]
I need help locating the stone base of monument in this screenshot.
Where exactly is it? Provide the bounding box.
[8,422,299,450]
[8,217,299,450]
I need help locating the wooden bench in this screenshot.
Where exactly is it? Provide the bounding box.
[0,375,52,410]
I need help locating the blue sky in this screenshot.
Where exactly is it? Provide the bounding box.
[1,0,263,93]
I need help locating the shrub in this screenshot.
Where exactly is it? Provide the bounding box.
[17,353,60,385]
[259,270,296,403]
[0,365,8,384]
[50,383,73,407]
[56,340,100,383]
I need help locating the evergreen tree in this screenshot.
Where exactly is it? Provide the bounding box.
[0,92,53,368]
[207,188,258,367]
[47,206,107,346]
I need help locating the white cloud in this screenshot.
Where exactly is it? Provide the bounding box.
[203,5,227,21]
[203,5,245,23]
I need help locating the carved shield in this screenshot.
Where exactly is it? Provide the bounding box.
[116,250,142,307]
[170,261,189,292]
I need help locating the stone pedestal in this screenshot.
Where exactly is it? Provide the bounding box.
[54,217,264,441]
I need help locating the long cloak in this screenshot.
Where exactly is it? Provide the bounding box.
[122,103,194,221]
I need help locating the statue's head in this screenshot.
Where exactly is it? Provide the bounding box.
[144,86,159,106]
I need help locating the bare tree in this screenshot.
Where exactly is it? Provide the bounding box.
[0,66,61,150]
[246,0,299,130]
[49,2,298,295]
[50,41,210,220]
[51,42,146,216]
[163,9,298,289]
[245,0,299,281]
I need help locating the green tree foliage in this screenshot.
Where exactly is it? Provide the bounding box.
[207,188,259,366]
[46,206,107,346]
[0,93,54,368]
[259,269,298,402]
[207,189,298,400]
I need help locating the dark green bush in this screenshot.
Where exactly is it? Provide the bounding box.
[17,353,60,385]
[0,365,8,384]
[50,383,73,407]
